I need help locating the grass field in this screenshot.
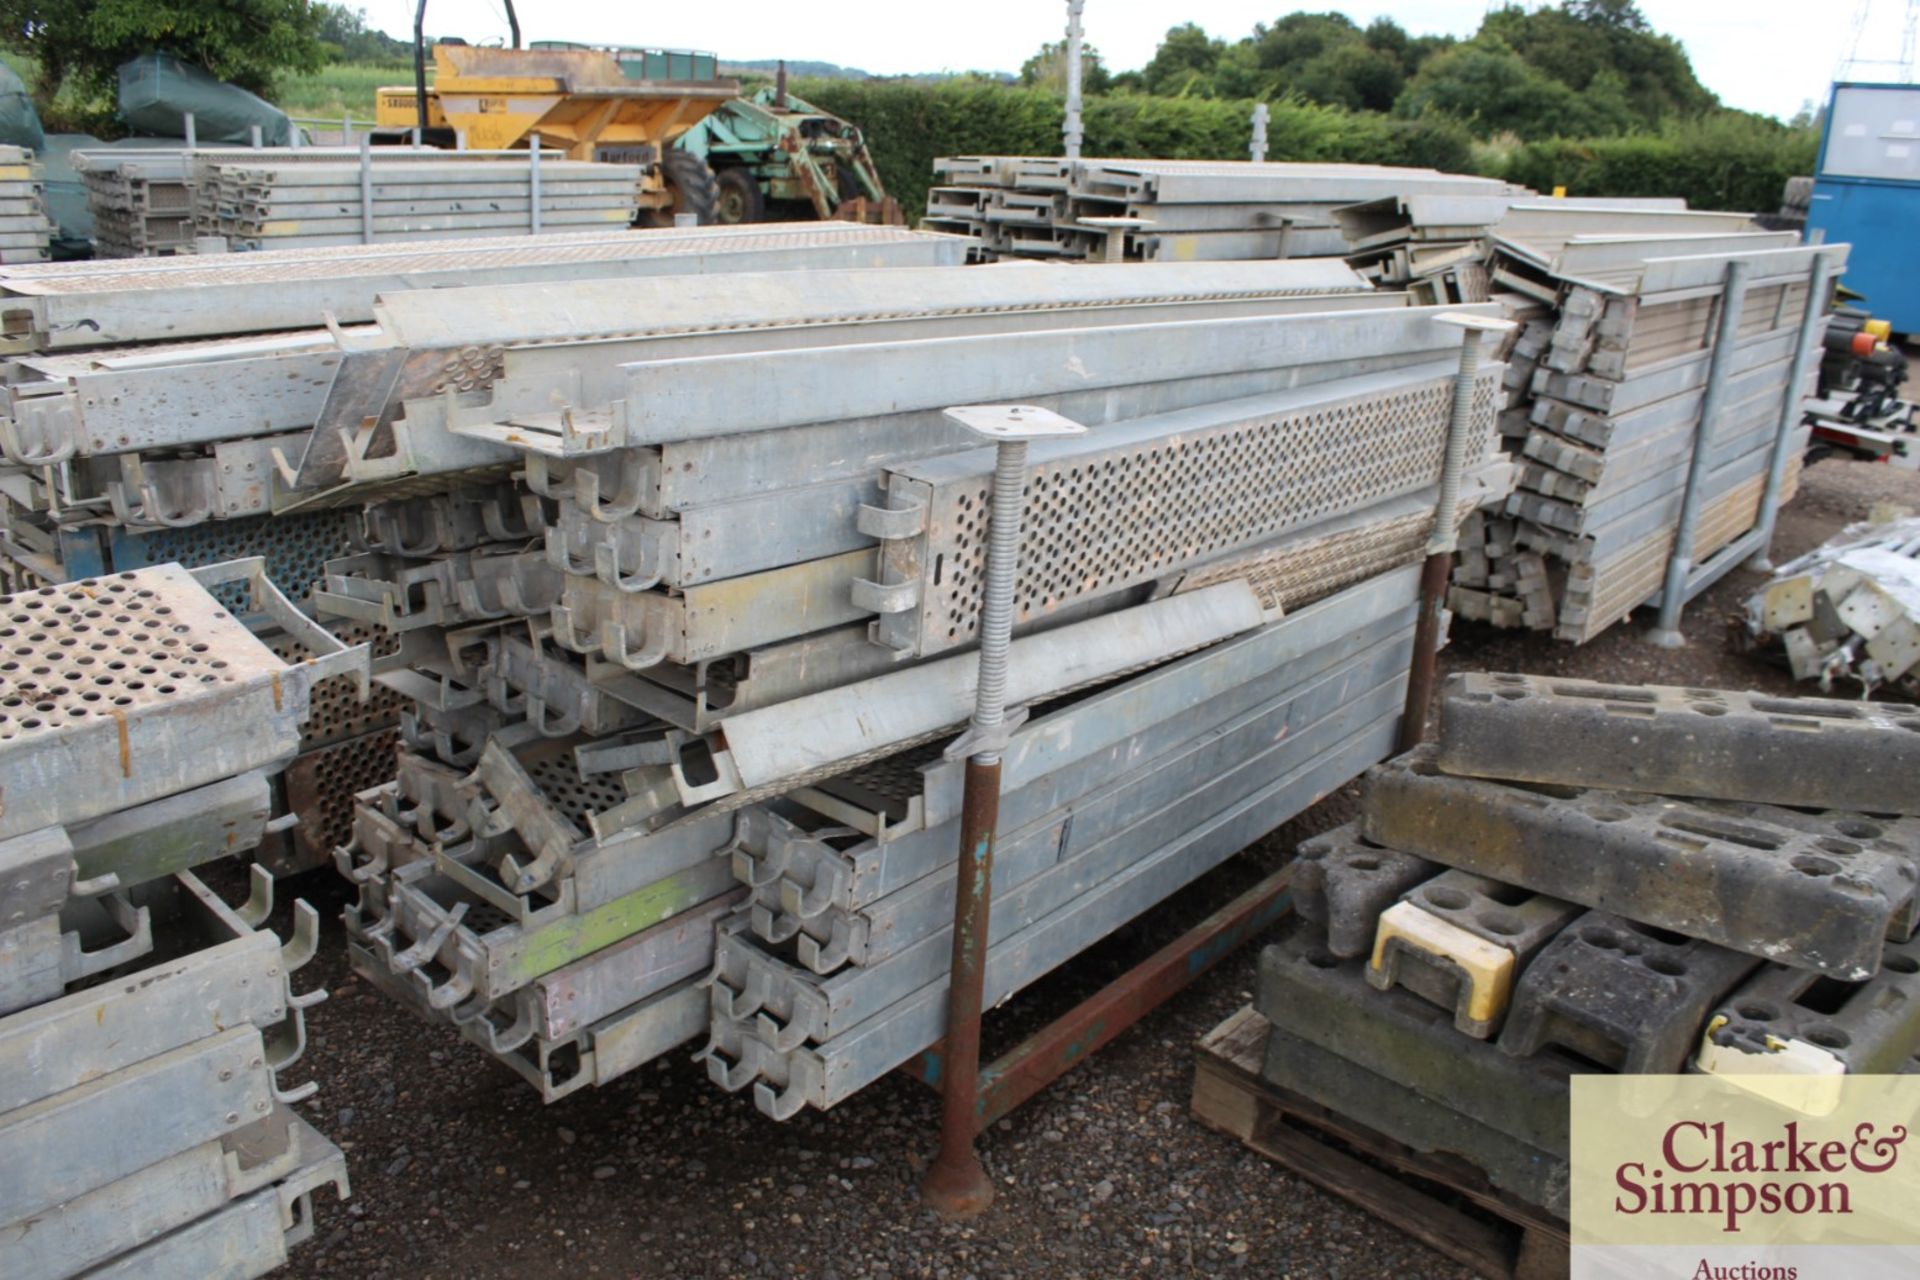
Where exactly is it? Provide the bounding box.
[274,62,409,122]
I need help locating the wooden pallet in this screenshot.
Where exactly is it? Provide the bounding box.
[1192,1005,1569,1280]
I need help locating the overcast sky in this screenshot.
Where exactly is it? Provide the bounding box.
[360,2,1908,122]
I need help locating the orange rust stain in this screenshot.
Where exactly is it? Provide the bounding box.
[272,671,283,712]
[112,708,131,777]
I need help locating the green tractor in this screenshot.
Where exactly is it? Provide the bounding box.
[676,67,901,225]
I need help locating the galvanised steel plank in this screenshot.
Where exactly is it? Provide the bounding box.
[1363,745,1916,979]
[552,546,877,670]
[354,853,736,1004]
[603,303,1503,449]
[765,650,1411,982]
[1529,325,1799,416]
[693,581,1265,802]
[1529,356,1798,452]
[1437,672,1920,814]
[78,1121,347,1280]
[65,772,270,897]
[0,924,288,1113]
[0,563,363,838]
[865,362,1494,655]
[1,1108,319,1280]
[0,1025,275,1227]
[709,712,1402,1118]
[767,618,1419,964]
[606,346,1442,520]
[530,889,746,1041]
[741,567,1420,922]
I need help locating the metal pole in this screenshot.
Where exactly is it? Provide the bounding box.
[1062,0,1085,162]
[413,0,431,137]
[1648,258,1752,647]
[1250,103,1269,163]
[342,111,352,145]
[529,132,542,235]
[359,135,375,245]
[1400,314,1505,753]
[922,405,1084,1221]
[249,124,262,149]
[1745,252,1835,573]
[183,112,196,151]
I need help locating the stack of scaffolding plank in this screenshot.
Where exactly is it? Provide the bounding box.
[197,152,643,250]
[73,145,647,256]
[0,145,53,264]
[0,223,970,873]
[1204,672,1920,1264]
[308,260,1518,1111]
[0,560,362,1279]
[925,156,1525,263]
[1425,206,1844,643]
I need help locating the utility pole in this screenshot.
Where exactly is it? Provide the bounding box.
[1063,0,1086,161]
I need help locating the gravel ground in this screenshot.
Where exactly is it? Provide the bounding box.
[266,456,1920,1280]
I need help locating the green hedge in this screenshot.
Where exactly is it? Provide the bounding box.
[791,78,1472,222]
[1497,116,1819,213]
[794,77,1818,221]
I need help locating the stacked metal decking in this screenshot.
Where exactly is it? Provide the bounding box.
[0,223,970,870]
[1332,194,1688,305]
[199,153,645,250]
[0,220,969,352]
[1385,205,1847,643]
[0,146,53,265]
[316,258,1519,1111]
[72,150,198,257]
[925,156,1524,264]
[1257,672,1920,1223]
[0,560,365,1279]
[73,145,651,255]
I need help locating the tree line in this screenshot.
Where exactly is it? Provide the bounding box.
[1021,2,1744,142]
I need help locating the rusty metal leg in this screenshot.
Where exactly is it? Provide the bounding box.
[920,406,1084,1219]
[1400,314,1505,752]
[1399,550,1451,753]
[920,757,1002,1218]
[904,865,1295,1132]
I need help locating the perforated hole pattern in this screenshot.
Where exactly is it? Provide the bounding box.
[120,509,361,611]
[0,573,245,742]
[287,728,400,857]
[524,752,628,827]
[926,372,1497,645]
[268,620,404,750]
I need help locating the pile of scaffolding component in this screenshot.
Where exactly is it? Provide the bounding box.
[1332,194,1689,305]
[0,223,969,871]
[1261,671,1920,1220]
[73,145,651,256]
[73,150,198,257]
[313,258,1518,1111]
[1745,513,1920,695]
[1353,204,1850,643]
[925,157,1524,264]
[199,153,644,250]
[0,146,53,265]
[0,559,363,1280]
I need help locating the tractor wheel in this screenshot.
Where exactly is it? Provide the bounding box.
[712,167,764,225]
[640,151,720,227]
